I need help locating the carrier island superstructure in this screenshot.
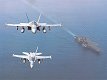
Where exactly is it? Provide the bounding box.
[74,36,100,53]
[69,31,100,53]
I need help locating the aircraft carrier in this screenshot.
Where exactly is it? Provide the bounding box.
[74,36,100,53]
[64,28,101,53]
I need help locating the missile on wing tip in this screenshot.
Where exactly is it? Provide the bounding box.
[75,36,101,53]
[12,54,14,56]
[60,24,62,27]
[50,56,52,59]
[58,23,62,27]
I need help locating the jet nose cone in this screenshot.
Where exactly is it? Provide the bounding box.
[50,56,52,59]
[59,24,62,27]
[32,29,36,34]
[30,65,33,68]
[30,61,34,68]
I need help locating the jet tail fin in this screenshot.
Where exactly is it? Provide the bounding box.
[36,46,38,53]
[37,14,41,23]
[26,13,30,22]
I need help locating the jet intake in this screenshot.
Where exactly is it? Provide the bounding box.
[36,27,40,31]
[28,26,31,30]
[21,58,26,63]
[16,26,18,30]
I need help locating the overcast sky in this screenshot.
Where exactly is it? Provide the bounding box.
[0,0,107,25]
[0,0,107,15]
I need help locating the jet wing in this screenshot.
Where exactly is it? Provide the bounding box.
[22,52,29,55]
[36,56,51,59]
[35,52,42,56]
[45,24,62,27]
[13,54,28,59]
[39,23,62,27]
[6,23,30,27]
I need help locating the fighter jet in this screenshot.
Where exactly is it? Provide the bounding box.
[6,14,62,34]
[12,47,52,68]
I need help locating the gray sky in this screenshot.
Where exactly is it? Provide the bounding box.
[1,0,107,24]
[1,0,107,15]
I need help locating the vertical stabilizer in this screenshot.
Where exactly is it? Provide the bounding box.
[36,46,38,53]
[26,13,30,22]
[37,14,41,23]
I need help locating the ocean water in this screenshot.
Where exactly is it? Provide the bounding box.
[0,0,107,80]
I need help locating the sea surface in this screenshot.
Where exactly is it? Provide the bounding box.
[0,0,107,80]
